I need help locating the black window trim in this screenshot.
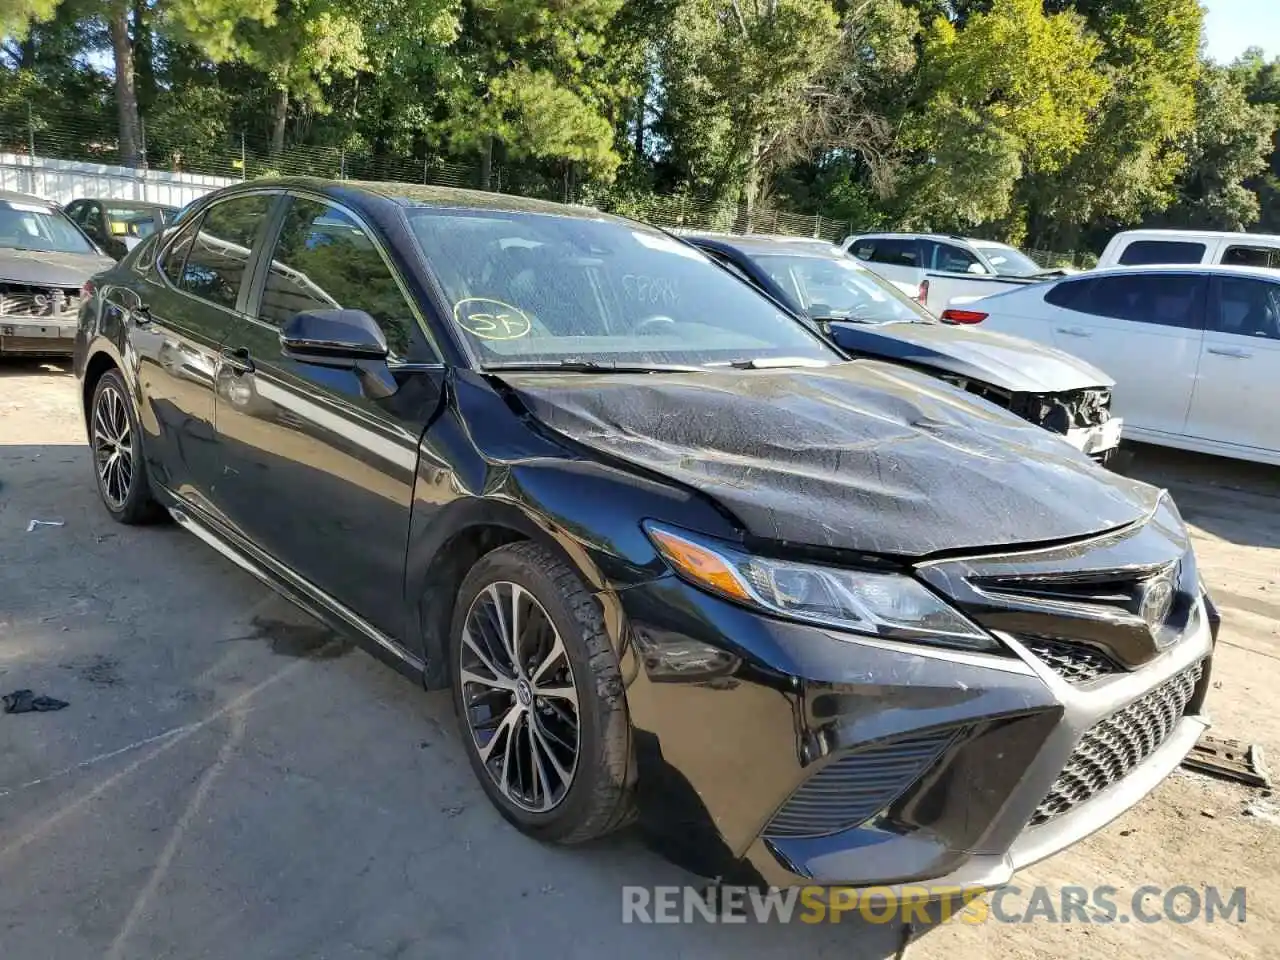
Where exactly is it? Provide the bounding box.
[239,188,445,367]
[153,187,284,318]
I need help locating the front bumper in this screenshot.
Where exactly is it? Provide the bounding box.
[614,519,1212,889]
[0,316,77,355]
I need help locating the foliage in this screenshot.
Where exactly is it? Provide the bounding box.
[0,0,1275,254]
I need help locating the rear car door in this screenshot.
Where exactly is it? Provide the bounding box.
[1043,273,1207,436]
[1183,275,1280,453]
[212,192,446,637]
[121,191,276,516]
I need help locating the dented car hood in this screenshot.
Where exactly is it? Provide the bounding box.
[501,361,1158,557]
[826,320,1114,394]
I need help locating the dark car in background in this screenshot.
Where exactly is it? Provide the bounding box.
[1,189,114,355]
[74,178,1215,891]
[63,198,179,261]
[688,233,1123,462]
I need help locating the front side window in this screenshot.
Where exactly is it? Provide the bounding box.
[1213,277,1280,340]
[1117,240,1206,266]
[929,242,984,274]
[753,254,929,324]
[107,205,163,239]
[1075,275,1206,328]
[407,210,838,367]
[178,194,273,310]
[0,198,97,254]
[258,197,419,358]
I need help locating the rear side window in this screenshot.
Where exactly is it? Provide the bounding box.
[1117,240,1206,266]
[1213,277,1280,340]
[1044,279,1088,309]
[160,218,199,284]
[1066,274,1206,328]
[178,194,274,310]
[1222,245,1280,270]
[866,239,920,267]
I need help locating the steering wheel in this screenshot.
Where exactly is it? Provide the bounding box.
[634,315,676,336]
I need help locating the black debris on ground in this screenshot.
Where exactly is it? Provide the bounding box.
[2,689,70,714]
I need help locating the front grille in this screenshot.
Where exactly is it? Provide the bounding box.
[1029,661,1203,826]
[1011,387,1113,433]
[764,728,959,839]
[0,285,82,318]
[1021,636,1123,684]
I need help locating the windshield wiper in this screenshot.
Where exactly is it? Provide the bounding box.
[711,356,833,370]
[483,359,705,374]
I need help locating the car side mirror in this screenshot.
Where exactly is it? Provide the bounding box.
[279,308,397,400]
[967,262,987,275]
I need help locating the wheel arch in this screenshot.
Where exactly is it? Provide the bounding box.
[410,499,610,690]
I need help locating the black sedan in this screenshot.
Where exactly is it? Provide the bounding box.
[74,179,1216,891]
[687,234,1122,462]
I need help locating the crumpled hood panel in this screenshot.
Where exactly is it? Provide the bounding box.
[828,321,1114,393]
[502,361,1158,557]
[0,249,114,287]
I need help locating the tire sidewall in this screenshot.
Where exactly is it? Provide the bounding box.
[449,544,620,839]
[90,369,151,522]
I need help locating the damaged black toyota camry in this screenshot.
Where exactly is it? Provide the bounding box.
[74,179,1219,891]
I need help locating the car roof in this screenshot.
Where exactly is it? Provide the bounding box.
[0,188,56,207]
[686,233,843,259]
[847,232,974,243]
[82,198,178,211]
[1110,228,1280,243]
[1064,263,1280,281]
[242,177,624,222]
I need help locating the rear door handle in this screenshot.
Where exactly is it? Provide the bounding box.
[1206,347,1252,359]
[1056,326,1090,337]
[220,346,255,375]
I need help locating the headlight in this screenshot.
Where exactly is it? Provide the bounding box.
[645,523,1000,653]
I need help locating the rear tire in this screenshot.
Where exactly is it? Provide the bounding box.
[89,369,164,524]
[450,541,634,843]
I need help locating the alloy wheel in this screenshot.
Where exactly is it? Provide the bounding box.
[93,382,134,510]
[460,581,581,813]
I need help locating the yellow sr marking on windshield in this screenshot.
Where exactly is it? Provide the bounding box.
[453,298,532,340]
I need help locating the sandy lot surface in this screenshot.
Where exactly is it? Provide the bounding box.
[1,357,1276,959]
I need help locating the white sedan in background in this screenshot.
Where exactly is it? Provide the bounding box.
[945,265,1280,466]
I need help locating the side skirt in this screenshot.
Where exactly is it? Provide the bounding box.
[164,492,427,685]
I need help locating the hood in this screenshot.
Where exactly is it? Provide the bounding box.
[0,249,114,287]
[500,361,1159,558]
[827,321,1114,393]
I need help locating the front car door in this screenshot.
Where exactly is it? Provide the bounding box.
[1183,274,1280,453]
[1043,272,1207,437]
[212,192,446,638]
[118,191,276,516]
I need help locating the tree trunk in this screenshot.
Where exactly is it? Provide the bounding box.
[19,34,36,70]
[132,0,156,113]
[479,135,493,190]
[271,86,289,157]
[109,0,143,168]
[634,87,646,159]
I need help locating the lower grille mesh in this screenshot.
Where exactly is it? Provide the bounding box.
[1030,661,1203,826]
[764,728,959,839]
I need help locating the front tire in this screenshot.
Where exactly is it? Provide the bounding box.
[450,541,634,844]
[89,369,163,524]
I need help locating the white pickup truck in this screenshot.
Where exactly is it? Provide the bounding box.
[841,232,1070,315]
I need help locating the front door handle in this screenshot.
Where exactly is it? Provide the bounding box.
[220,346,255,375]
[1056,326,1090,338]
[1206,347,1252,359]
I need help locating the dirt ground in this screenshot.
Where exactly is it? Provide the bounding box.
[1,357,1276,959]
